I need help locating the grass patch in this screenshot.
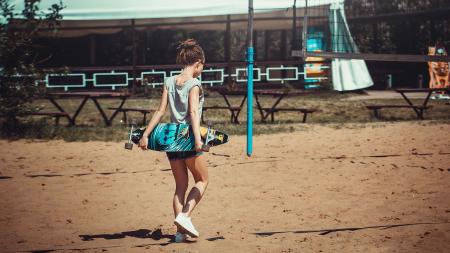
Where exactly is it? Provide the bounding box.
[1,92,449,141]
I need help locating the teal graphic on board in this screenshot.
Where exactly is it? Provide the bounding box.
[125,123,229,152]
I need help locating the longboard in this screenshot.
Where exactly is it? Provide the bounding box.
[125,123,229,152]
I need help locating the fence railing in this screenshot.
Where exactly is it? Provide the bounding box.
[41,60,331,91]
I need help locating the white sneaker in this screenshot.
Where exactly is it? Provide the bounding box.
[174,232,187,243]
[174,213,199,238]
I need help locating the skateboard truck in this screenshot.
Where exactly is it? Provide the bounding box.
[201,121,213,152]
[124,125,134,150]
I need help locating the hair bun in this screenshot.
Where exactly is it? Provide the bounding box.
[175,38,205,66]
[178,39,198,50]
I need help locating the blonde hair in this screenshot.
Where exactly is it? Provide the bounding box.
[176,39,205,66]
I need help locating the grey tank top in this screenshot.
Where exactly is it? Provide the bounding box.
[164,76,204,124]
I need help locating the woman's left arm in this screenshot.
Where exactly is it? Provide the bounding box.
[188,86,203,151]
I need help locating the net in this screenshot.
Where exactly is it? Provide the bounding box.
[290,0,450,62]
[292,0,450,89]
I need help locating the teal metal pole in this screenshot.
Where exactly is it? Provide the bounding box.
[247,0,254,157]
[247,47,254,157]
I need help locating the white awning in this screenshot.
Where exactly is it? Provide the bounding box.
[9,0,338,20]
[6,0,339,37]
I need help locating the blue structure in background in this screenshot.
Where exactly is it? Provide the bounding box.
[307,33,324,52]
[304,28,326,89]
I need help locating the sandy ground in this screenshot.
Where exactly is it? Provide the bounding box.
[1,122,450,253]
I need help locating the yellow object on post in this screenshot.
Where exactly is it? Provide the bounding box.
[428,46,450,89]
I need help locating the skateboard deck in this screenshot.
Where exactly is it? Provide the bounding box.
[125,123,229,152]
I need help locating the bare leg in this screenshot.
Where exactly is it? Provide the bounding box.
[170,159,188,218]
[182,155,208,217]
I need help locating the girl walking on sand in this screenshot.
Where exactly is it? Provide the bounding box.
[138,39,208,242]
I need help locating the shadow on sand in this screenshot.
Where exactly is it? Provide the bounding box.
[23,229,225,252]
[252,221,450,237]
[79,228,172,241]
[19,169,155,178]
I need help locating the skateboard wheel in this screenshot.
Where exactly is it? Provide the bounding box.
[202,144,210,152]
[124,142,133,150]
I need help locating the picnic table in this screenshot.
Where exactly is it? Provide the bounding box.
[366,88,450,120]
[253,89,319,122]
[0,111,70,126]
[207,89,248,124]
[203,88,318,123]
[46,91,130,126]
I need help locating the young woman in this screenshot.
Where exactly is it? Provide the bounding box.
[138,39,208,242]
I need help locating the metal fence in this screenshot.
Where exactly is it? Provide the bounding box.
[41,61,331,91]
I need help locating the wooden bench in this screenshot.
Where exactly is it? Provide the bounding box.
[0,112,70,126]
[366,105,431,119]
[261,108,318,123]
[108,107,154,125]
[202,106,242,124]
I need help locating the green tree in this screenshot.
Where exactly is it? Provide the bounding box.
[0,0,64,120]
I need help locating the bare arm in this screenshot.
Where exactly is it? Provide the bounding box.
[188,86,203,151]
[138,87,168,150]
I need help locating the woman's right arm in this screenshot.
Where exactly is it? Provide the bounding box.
[138,87,168,150]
